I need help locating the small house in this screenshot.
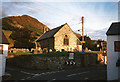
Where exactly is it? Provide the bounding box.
[106,22,120,80]
[0,32,9,76]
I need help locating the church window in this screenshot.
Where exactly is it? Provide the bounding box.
[64,35,69,45]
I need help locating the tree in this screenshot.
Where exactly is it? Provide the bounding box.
[78,35,99,51]
[10,28,36,49]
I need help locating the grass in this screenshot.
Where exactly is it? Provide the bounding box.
[85,51,103,54]
[34,51,102,56]
[8,51,103,57]
[8,51,33,56]
[71,51,102,55]
[34,52,69,56]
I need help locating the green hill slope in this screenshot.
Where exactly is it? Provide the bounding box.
[1,15,50,48]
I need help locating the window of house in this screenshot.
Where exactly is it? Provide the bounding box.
[0,45,3,54]
[114,41,120,52]
[64,35,69,45]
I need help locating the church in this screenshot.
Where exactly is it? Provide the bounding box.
[35,23,82,53]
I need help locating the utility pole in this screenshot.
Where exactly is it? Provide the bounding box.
[81,16,85,52]
[82,16,84,41]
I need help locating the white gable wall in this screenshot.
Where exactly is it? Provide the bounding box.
[54,24,82,52]
[107,35,120,80]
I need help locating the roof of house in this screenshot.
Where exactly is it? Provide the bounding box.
[0,32,9,44]
[36,23,66,41]
[106,22,120,35]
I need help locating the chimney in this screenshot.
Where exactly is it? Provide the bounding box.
[43,25,49,33]
[43,26,46,33]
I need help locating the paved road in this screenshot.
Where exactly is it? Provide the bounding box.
[3,65,107,81]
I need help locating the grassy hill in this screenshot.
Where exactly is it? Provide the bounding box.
[1,15,50,48]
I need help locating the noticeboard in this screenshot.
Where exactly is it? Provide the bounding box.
[69,53,74,59]
[114,41,120,52]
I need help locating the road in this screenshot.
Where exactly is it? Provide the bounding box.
[3,65,107,81]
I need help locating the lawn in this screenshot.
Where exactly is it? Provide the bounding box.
[85,51,103,54]
[8,51,103,57]
[8,51,32,56]
[34,51,103,56]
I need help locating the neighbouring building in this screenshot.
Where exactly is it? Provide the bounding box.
[36,23,82,53]
[0,32,9,76]
[106,22,120,80]
[101,41,107,51]
[101,41,107,64]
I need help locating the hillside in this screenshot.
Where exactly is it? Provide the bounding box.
[2,15,50,34]
[1,15,50,48]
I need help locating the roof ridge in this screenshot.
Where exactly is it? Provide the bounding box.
[106,22,120,35]
[48,23,66,31]
[36,23,66,41]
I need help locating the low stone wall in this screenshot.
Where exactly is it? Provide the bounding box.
[7,54,97,70]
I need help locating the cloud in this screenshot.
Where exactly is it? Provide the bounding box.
[1,4,13,18]
[2,3,17,18]
[42,20,55,27]
[2,0,119,2]
[88,27,108,40]
[2,10,8,17]
[1,2,118,40]
[28,7,42,14]
[1,2,37,18]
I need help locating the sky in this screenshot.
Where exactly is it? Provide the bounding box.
[1,1,119,41]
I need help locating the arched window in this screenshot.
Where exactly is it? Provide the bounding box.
[64,35,69,45]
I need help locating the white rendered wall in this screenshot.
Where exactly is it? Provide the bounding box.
[118,36,120,80]
[0,44,8,76]
[107,35,120,80]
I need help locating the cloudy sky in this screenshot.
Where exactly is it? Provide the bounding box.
[1,1,119,41]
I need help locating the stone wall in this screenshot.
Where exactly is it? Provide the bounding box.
[7,53,98,70]
[37,37,54,53]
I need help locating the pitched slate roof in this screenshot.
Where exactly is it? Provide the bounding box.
[36,23,66,41]
[106,22,120,35]
[0,32,9,44]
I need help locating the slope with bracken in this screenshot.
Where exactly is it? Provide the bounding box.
[1,15,50,48]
